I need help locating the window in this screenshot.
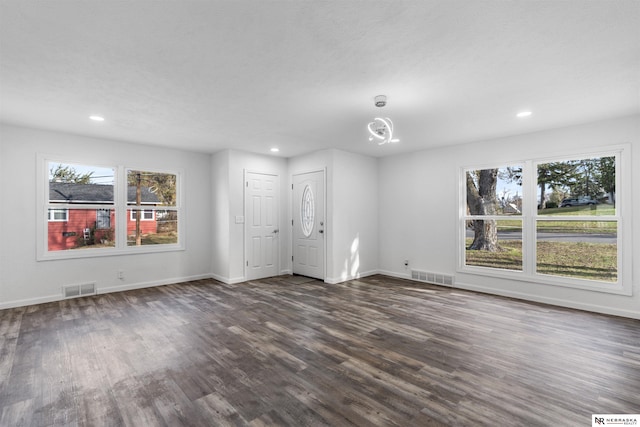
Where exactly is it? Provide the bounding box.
[38,158,182,259]
[96,209,111,229]
[48,208,68,222]
[45,161,115,252]
[130,209,154,221]
[464,165,523,272]
[126,170,178,247]
[535,156,617,283]
[460,146,629,295]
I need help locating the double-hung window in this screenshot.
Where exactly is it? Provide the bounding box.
[38,158,182,259]
[460,145,630,295]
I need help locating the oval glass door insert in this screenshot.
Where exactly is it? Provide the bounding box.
[301,184,315,237]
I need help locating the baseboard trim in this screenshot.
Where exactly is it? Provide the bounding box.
[210,273,231,284]
[98,274,212,295]
[4,271,636,319]
[0,273,212,310]
[0,294,64,310]
[453,280,640,320]
[325,269,378,285]
[210,273,246,285]
[376,270,411,280]
[376,270,639,319]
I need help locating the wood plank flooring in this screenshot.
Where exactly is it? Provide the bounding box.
[1,274,639,426]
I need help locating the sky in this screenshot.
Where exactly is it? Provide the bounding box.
[497,175,522,201]
[49,162,115,185]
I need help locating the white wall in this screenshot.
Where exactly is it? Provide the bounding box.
[330,150,378,283]
[0,124,212,308]
[210,150,230,281]
[378,115,640,318]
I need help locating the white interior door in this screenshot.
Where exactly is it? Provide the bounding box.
[293,171,325,279]
[246,172,279,280]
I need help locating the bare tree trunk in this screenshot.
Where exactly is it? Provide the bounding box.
[470,219,499,251]
[466,169,500,252]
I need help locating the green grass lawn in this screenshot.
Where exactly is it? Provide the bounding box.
[465,239,617,282]
[537,205,616,234]
[465,240,523,270]
[482,204,617,234]
[538,205,615,216]
[127,232,178,246]
[535,241,617,282]
[479,220,616,234]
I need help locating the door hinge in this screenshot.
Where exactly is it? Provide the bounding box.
[291,184,293,190]
[246,181,248,187]
[291,219,294,226]
[246,261,248,266]
[292,255,294,262]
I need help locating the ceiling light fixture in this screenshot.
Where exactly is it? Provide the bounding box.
[368,95,399,145]
[270,147,279,152]
[516,111,532,118]
[89,115,105,122]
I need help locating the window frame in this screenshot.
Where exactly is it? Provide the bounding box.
[458,144,631,296]
[37,155,184,260]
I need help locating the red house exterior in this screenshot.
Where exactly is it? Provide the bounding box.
[48,182,159,251]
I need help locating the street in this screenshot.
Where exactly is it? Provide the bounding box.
[466,230,616,244]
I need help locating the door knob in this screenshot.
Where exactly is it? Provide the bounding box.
[318,229,324,234]
[272,229,279,234]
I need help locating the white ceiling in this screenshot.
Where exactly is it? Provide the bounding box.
[1,1,638,158]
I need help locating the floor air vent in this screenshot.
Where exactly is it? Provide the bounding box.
[411,270,454,287]
[63,282,96,299]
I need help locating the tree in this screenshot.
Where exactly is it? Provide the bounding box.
[568,158,602,198]
[536,161,578,208]
[50,164,94,183]
[499,166,522,186]
[466,169,500,251]
[598,156,615,203]
[548,188,569,207]
[127,171,176,205]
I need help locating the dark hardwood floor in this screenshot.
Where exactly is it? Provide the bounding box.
[0,275,638,426]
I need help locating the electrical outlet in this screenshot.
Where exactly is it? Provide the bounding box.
[404,260,409,268]
[117,270,124,280]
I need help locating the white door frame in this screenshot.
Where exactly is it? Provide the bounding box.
[292,168,326,280]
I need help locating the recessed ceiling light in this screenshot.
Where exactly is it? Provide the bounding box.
[89,115,105,122]
[516,111,532,118]
[270,148,279,152]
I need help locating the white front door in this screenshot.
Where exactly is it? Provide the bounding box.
[293,171,325,279]
[246,172,279,280]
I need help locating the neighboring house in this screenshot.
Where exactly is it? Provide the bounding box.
[48,182,159,250]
